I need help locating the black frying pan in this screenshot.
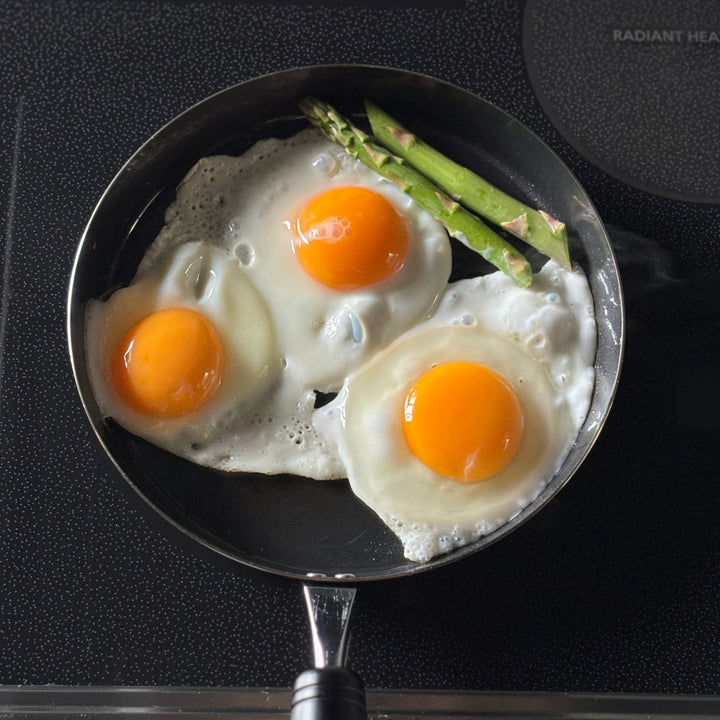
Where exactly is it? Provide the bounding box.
[67,65,624,717]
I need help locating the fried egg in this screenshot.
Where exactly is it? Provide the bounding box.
[85,241,279,450]
[314,260,596,562]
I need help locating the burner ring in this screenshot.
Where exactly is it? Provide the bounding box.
[524,0,720,204]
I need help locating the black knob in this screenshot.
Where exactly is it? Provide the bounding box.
[290,666,367,720]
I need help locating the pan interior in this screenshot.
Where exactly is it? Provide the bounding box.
[68,65,623,581]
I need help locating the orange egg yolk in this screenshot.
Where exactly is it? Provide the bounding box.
[111,307,223,418]
[293,186,409,290]
[402,361,524,482]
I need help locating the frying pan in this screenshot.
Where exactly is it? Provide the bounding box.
[67,65,624,717]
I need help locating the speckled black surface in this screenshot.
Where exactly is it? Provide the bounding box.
[2,0,720,696]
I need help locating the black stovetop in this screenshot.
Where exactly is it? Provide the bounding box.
[2,0,719,697]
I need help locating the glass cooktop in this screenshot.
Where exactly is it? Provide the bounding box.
[1,0,719,702]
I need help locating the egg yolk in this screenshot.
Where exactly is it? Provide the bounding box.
[402,361,524,482]
[111,307,223,418]
[293,186,409,290]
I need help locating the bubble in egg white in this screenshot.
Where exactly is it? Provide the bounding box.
[234,242,254,266]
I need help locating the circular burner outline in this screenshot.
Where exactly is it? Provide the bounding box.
[522,0,720,205]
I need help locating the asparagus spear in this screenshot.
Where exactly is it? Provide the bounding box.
[299,97,532,289]
[365,100,571,269]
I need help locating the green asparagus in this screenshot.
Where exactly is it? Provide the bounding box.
[299,97,533,288]
[365,101,571,269]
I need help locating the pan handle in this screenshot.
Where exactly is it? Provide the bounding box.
[290,585,367,720]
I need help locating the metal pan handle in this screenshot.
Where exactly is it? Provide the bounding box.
[291,586,367,720]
